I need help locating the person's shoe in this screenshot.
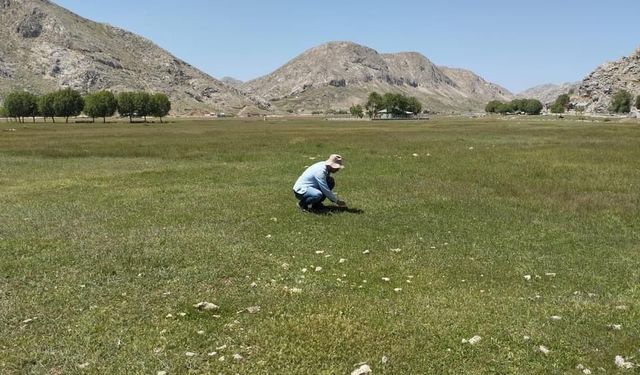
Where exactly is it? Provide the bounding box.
[296,202,309,212]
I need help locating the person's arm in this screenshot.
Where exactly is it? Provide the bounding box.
[314,171,338,203]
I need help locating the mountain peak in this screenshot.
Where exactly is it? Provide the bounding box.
[242,41,513,113]
[0,0,266,115]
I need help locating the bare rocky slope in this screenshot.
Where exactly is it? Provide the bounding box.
[576,47,640,112]
[517,82,577,104]
[0,0,268,115]
[241,41,514,113]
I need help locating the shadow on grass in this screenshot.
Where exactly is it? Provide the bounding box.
[309,206,364,215]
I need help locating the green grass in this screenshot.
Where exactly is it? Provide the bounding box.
[0,118,639,374]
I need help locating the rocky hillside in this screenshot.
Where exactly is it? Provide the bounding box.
[221,77,244,88]
[0,0,268,115]
[517,83,577,104]
[576,47,640,113]
[241,41,513,113]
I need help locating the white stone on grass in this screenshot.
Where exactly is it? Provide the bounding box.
[351,364,372,375]
[194,302,219,311]
[462,335,482,345]
[615,355,635,369]
[537,345,550,355]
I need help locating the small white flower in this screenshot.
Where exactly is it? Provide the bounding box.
[288,287,302,294]
[197,330,205,335]
[218,356,226,362]
[315,250,325,254]
[178,312,186,317]
[394,288,403,292]
[545,272,556,277]
[78,362,90,369]
[362,250,370,254]
[583,369,592,375]
[382,277,390,282]
[550,315,562,321]
[608,324,622,331]
[208,351,217,356]
[390,248,402,253]
[382,355,389,364]
[339,258,347,263]
[233,353,244,361]
[315,266,322,272]
[165,314,174,318]
[281,263,290,270]
[250,282,257,288]
[523,335,530,341]
[185,352,196,357]
[157,371,167,375]
[301,268,308,273]
[538,346,550,355]
[266,234,272,239]
[216,344,227,350]
[523,275,532,281]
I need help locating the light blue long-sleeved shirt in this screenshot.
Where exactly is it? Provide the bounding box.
[293,161,338,203]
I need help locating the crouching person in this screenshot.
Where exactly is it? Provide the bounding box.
[293,154,347,211]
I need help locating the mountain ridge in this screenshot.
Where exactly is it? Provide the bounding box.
[241,41,514,113]
[0,0,269,115]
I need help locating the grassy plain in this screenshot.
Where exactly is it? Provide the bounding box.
[0,117,639,374]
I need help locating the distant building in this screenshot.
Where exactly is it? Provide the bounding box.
[376,109,415,120]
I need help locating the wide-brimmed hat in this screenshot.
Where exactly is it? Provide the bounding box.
[325,154,344,169]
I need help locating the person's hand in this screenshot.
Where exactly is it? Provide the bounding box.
[336,200,347,207]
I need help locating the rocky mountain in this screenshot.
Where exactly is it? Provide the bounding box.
[576,47,640,113]
[517,82,577,104]
[221,76,243,88]
[0,0,268,115]
[241,41,513,113]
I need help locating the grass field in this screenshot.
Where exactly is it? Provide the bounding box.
[0,117,639,374]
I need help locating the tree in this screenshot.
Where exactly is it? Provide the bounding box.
[38,93,56,123]
[523,99,543,115]
[365,92,384,118]
[485,100,503,113]
[149,93,171,123]
[556,94,570,108]
[609,90,633,113]
[133,92,152,122]
[117,92,137,122]
[406,97,422,115]
[3,91,37,123]
[53,88,84,123]
[550,102,565,114]
[84,91,117,123]
[349,104,364,118]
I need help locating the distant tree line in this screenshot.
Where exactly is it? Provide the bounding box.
[1,88,171,123]
[363,92,423,119]
[485,98,543,115]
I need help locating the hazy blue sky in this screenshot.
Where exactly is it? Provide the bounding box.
[53,0,639,93]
